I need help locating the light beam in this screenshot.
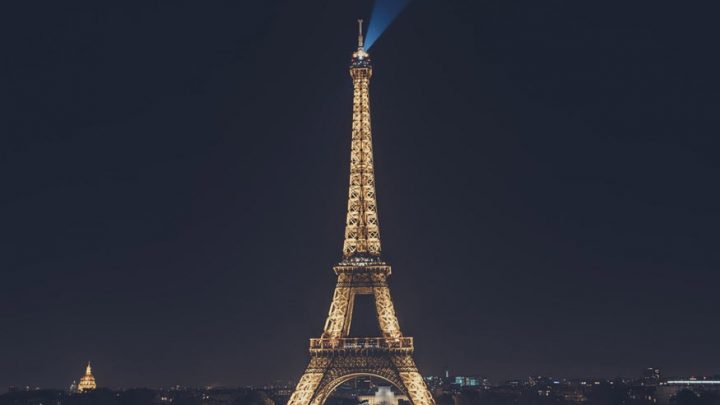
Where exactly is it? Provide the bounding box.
[364,0,412,50]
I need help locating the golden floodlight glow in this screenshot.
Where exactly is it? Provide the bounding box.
[77,362,97,392]
[286,20,435,405]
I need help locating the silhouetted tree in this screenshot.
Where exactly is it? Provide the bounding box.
[65,388,118,405]
[0,389,65,405]
[673,390,700,405]
[517,389,566,405]
[119,388,155,405]
[478,389,517,405]
[456,389,481,405]
[699,391,720,405]
[436,393,456,405]
[587,382,625,405]
[232,390,274,405]
[171,391,201,405]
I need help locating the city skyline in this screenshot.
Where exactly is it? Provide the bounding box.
[7,362,720,391]
[3,0,719,392]
[5,372,720,405]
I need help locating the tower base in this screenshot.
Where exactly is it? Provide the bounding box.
[288,347,435,405]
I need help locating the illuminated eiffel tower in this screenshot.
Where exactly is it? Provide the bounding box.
[287,21,435,405]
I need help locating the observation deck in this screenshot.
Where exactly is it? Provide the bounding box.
[309,337,414,355]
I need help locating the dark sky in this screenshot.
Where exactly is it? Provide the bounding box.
[2,0,719,390]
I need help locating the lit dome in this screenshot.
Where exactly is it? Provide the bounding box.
[77,362,97,392]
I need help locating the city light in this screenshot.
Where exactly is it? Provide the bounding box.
[665,380,720,385]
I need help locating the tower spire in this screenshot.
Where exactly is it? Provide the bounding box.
[357,19,365,49]
[344,20,378,259]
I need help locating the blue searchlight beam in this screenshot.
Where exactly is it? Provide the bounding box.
[364,0,412,50]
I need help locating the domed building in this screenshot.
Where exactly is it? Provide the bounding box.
[77,362,97,392]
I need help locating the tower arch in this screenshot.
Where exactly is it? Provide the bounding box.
[313,372,407,405]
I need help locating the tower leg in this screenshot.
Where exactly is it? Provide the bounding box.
[322,273,353,338]
[393,355,436,405]
[372,274,402,339]
[287,357,330,405]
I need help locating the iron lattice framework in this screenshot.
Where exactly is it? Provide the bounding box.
[287,21,435,405]
[342,36,380,259]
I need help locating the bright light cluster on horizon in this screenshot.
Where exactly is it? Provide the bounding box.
[665,380,720,385]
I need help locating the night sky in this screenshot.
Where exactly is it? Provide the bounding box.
[2,0,719,390]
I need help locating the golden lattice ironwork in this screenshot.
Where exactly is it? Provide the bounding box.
[287,21,435,405]
[343,21,381,259]
[77,362,97,392]
[309,337,414,353]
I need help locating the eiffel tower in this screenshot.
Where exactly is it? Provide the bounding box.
[287,21,436,405]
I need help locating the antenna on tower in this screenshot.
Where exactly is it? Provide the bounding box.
[357,19,365,49]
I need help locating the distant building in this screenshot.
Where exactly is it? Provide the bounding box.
[656,380,720,404]
[453,376,484,387]
[358,387,409,405]
[77,362,97,392]
[641,368,662,386]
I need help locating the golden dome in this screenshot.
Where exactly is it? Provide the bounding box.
[77,362,97,392]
